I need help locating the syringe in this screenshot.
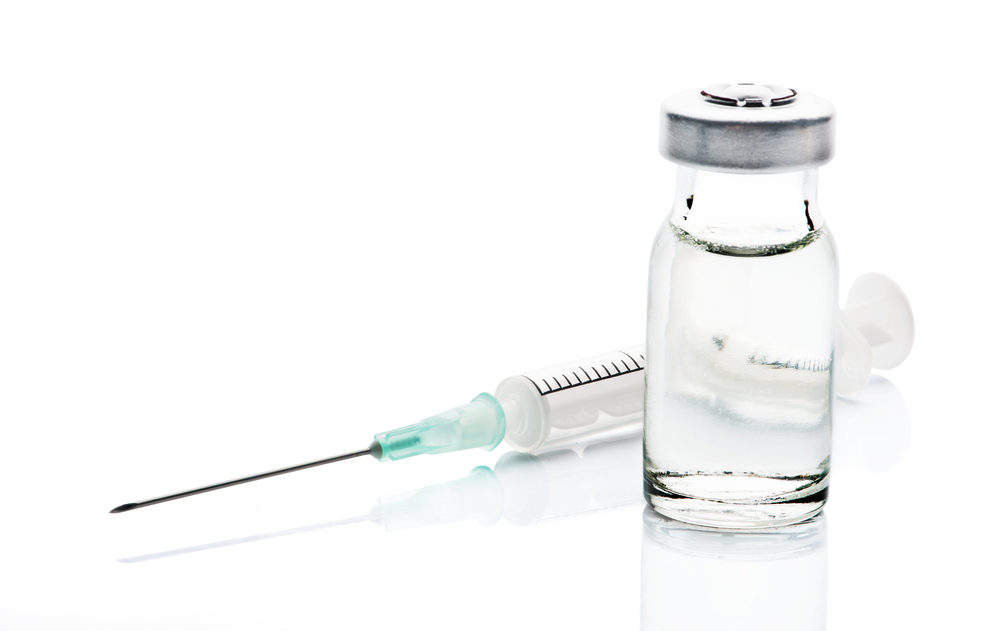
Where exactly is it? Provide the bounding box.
[110,273,912,514]
[109,346,646,513]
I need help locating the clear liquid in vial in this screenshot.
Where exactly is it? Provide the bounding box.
[644,225,837,528]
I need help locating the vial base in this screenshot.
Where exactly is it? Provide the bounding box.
[644,473,828,529]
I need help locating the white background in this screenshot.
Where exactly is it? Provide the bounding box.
[1,1,997,629]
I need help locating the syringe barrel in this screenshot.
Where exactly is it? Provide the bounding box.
[496,346,645,452]
[493,279,908,453]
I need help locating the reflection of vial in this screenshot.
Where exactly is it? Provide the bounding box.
[644,84,838,528]
[641,508,827,630]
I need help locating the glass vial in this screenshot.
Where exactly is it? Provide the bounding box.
[644,84,838,528]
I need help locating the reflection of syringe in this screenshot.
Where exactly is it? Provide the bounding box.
[118,438,643,562]
[111,273,912,514]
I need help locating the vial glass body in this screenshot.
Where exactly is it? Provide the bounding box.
[644,167,837,528]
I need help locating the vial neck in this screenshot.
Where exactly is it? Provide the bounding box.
[670,167,821,250]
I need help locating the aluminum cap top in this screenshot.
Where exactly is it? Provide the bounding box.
[660,83,835,172]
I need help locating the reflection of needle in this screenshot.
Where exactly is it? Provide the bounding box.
[118,511,377,564]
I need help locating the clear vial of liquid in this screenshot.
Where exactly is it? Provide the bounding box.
[644,84,838,528]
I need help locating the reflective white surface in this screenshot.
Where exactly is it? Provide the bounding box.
[2,1,997,627]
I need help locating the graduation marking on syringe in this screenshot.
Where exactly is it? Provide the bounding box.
[530,355,645,396]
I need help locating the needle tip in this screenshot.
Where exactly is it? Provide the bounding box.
[110,503,138,514]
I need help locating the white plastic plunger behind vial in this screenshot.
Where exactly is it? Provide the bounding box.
[835,273,915,396]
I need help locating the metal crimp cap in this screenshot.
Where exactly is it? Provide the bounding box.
[660,83,835,172]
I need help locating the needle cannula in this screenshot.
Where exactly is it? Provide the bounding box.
[110,393,506,513]
[110,448,374,513]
